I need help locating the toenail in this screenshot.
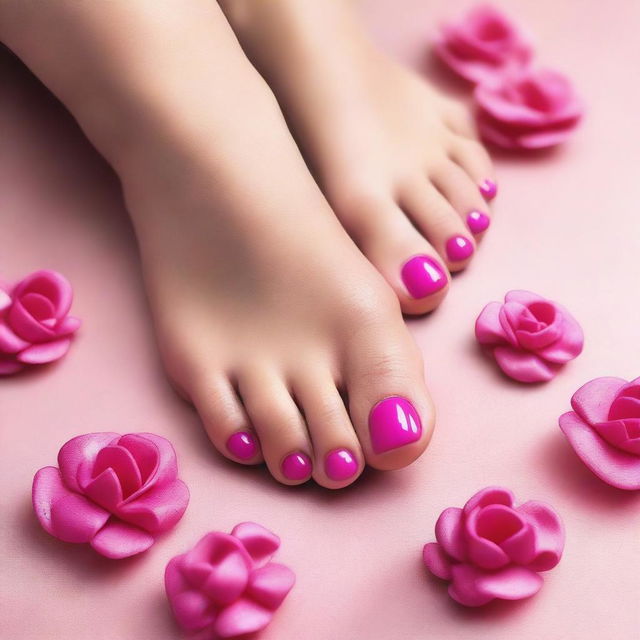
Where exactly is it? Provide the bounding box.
[369,396,422,454]
[325,448,358,481]
[281,452,312,481]
[226,431,258,460]
[466,210,491,234]
[401,255,447,299]
[446,235,474,262]
[478,178,498,201]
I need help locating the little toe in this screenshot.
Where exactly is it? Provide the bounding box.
[238,365,314,485]
[449,136,497,202]
[191,374,264,465]
[292,366,364,489]
[431,161,492,238]
[399,178,476,272]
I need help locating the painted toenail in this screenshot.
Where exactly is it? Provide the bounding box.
[369,396,422,454]
[466,210,491,234]
[478,178,498,201]
[401,255,447,299]
[446,235,474,261]
[226,431,258,460]
[281,452,312,481]
[325,448,358,481]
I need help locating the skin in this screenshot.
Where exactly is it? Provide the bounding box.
[0,0,493,488]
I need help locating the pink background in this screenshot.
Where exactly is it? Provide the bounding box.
[1,0,639,638]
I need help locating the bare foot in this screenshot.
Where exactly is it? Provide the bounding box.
[221,0,497,315]
[0,0,434,487]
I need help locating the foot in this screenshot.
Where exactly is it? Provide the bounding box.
[221,0,497,315]
[0,0,435,488]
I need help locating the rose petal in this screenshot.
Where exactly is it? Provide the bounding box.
[82,467,124,511]
[8,298,55,342]
[58,432,120,493]
[17,338,71,364]
[423,543,452,580]
[0,288,11,312]
[56,315,81,336]
[434,507,466,562]
[447,564,494,607]
[570,377,627,425]
[231,522,281,566]
[89,520,155,558]
[166,589,216,633]
[13,270,73,320]
[493,346,556,382]
[214,598,273,639]
[0,359,23,375]
[246,562,296,610]
[464,506,511,570]
[200,545,251,606]
[475,302,509,346]
[32,466,109,543]
[0,321,30,354]
[504,290,546,306]
[518,501,565,571]
[93,445,142,498]
[475,565,543,601]
[559,411,640,490]
[536,307,584,363]
[464,487,515,514]
[593,420,640,456]
[116,479,189,533]
[499,520,536,566]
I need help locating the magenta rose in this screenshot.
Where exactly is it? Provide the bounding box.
[165,523,295,639]
[475,290,583,383]
[0,269,81,375]
[475,68,583,149]
[434,4,533,84]
[560,377,640,490]
[423,487,564,607]
[33,432,190,558]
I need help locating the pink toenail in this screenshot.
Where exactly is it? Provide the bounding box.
[281,452,312,481]
[369,396,422,454]
[446,235,474,262]
[227,432,258,460]
[325,449,358,481]
[466,210,491,234]
[401,255,447,299]
[478,178,497,200]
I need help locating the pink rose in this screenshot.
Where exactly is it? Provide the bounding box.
[560,377,640,490]
[475,68,583,149]
[434,5,533,84]
[423,487,564,607]
[165,523,295,639]
[475,290,583,383]
[32,432,189,558]
[0,270,81,375]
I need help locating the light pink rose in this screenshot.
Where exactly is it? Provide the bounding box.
[165,523,295,639]
[560,377,640,490]
[32,432,190,559]
[0,270,81,375]
[423,487,564,607]
[475,290,583,383]
[475,68,583,149]
[434,4,533,84]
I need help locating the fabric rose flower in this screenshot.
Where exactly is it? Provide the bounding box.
[475,68,583,149]
[0,270,81,375]
[475,290,583,383]
[434,5,533,84]
[423,487,564,607]
[165,523,295,639]
[32,432,189,558]
[560,377,640,490]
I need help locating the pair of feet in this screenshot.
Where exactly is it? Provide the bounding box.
[2,0,496,488]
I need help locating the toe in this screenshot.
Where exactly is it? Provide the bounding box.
[191,374,264,465]
[342,316,435,471]
[337,193,450,315]
[449,136,497,202]
[238,365,314,485]
[431,161,492,239]
[292,366,364,489]
[399,177,476,272]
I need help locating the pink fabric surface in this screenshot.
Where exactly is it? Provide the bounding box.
[1,0,639,637]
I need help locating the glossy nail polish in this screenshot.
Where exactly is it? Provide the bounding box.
[281,452,312,481]
[446,235,474,262]
[369,396,422,454]
[466,210,491,234]
[325,448,358,481]
[478,178,497,201]
[401,255,447,299]
[226,432,258,460]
